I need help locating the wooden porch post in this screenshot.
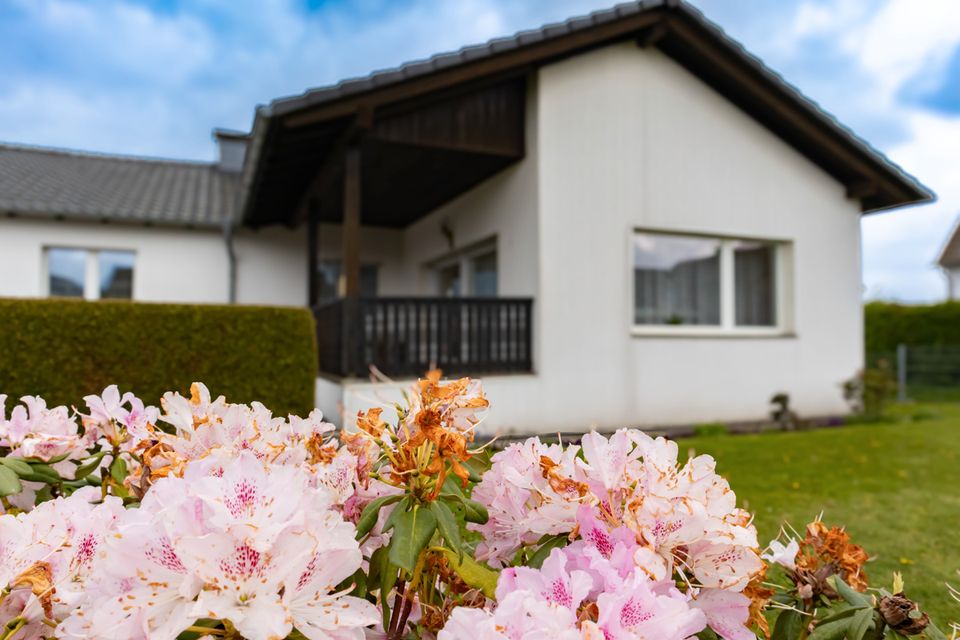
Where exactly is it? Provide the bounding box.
[342,145,361,297]
[306,198,320,307]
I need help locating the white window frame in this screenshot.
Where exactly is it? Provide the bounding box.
[43,246,137,301]
[430,239,498,297]
[628,229,793,338]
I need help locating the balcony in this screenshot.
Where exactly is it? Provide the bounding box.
[314,297,533,378]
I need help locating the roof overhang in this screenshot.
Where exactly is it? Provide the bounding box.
[239,0,933,229]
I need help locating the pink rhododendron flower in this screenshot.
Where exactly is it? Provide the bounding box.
[61,451,377,640]
[470,437,583,564]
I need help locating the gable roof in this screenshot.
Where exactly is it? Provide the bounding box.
[0,142,239,229]
[240,0,932,225]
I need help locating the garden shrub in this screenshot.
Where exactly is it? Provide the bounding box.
[0,298,317,415]
[865,300,960,352]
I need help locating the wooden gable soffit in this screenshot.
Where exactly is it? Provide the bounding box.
[278,11,663,130]
[369,79,525,158]
[291,108,374,225]
[636,21,669,48]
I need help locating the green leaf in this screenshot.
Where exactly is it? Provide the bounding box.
[809,615,856,640]
[0,457,33,476]
[830,576,872,608]
[356,495,403,540]
[438,548,499,599]
[921,622,950,640]
[529,534,569,569]
[0,465,23,496]
[73,452,108,480]
[388,504,437,574]
[771,609,804,640]
[372,547,398,631]
[109,456,128,483]
[337,567,367,599]
[429,500,463,561]
[17,462,61,484]
[441,492,488,524]
[848,607,875,640]
[382,496,410,533]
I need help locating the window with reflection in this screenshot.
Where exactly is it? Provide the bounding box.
[633,234,721,326]
[47,248,87,298]
[633,232,782,331]
[47,247,135,300]
[317,260,378,302]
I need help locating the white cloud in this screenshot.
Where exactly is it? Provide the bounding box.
[862,110,960,301]
[841,0,960,103]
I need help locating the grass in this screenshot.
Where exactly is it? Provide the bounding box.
[676,402,960,627]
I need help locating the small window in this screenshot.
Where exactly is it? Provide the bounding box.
[317,260,378,302]
[46,248,135,300]
[432,242,498,298]
[632,231,785,333]
[47,248,87,298]
[99,250,135,299]
[471,251,498,297]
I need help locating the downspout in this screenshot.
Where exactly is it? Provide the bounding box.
[223,216,237,304]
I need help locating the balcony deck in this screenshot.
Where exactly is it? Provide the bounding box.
[313,297,533,378]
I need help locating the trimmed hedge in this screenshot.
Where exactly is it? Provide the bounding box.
[865,300,960,353]
[0,299,317,415]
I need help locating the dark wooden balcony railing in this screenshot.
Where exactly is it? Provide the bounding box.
[314,297,533,378]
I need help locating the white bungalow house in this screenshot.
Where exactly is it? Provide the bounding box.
[0,0,932,434]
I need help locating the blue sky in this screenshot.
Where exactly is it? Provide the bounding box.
[2,0,958,302]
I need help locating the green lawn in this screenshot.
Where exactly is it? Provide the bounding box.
[676,403,960,627]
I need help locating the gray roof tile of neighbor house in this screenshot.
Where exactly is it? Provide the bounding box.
[0,143,239,228]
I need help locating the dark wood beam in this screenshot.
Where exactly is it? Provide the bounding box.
[306,198,320,306]
[342,145,362,297]
[291,110,373,225]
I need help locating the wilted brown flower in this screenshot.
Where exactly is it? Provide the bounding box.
[744,566,775,638]
[879,593,930,635]
[795,520,869,593]
[11,561,55,619]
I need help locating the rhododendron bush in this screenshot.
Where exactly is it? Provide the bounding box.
[0,375,951,639]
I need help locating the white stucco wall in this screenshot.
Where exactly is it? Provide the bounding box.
[327,43,865,434]
[525,42,862,431]
[0,217,230,302]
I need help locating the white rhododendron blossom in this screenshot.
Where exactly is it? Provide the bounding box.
[60,452,377,640]
[2,378,895,640]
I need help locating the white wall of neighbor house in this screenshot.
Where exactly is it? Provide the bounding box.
[0,217,231,302]
[944,268,960,300]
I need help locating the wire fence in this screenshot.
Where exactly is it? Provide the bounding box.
[868,344,960,403]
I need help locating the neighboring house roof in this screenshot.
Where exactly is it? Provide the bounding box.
[0,142,239,228]
[938,217,960,268]
[241,0,933,225]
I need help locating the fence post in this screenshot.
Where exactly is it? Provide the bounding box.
[896,343,908,403]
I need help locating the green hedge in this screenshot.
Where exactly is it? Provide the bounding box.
[0,299,317,415]
[865,301,960,353]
